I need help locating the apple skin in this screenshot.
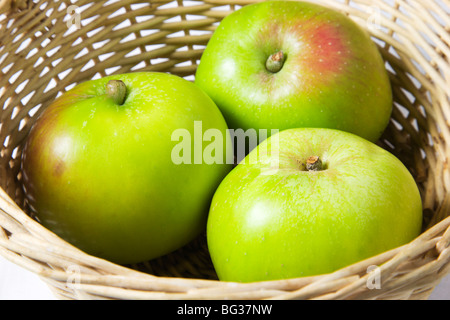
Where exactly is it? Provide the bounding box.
[21,72,233,265]
[207,128,422,282]
[195,1,392,142]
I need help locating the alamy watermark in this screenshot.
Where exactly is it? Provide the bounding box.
[63,263,381,298]
[66,5,81,30]
[366,5,383,33]
[366,265,382,290]
[66,264,82,299]
[64,4,384,32]
[171,121,279,170]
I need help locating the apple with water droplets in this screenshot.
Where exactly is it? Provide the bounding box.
[195,1,393,142]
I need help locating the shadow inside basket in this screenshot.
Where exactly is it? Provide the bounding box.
[129,232,219,280]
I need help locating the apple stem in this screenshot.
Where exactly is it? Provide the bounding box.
[306,156,323,171]
[106,80,127,105]
[266,51,286,73]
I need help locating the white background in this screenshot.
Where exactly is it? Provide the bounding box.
[0,253,448,300]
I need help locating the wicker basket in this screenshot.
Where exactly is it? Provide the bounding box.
[0,0,449,300]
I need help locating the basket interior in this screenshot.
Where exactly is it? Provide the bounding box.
[0,0,449,280]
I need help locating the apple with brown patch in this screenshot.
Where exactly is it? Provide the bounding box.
[195,1,392,143]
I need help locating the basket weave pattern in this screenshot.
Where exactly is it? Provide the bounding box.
[0,0,449,300]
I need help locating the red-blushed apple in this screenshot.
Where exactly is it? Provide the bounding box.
[207,128,423,282]
[21,72,233,264]
[195,1,393,143]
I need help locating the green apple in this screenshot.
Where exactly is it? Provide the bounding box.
[207,128,422,282]
[195,1,392,143]
[21,72,233,264]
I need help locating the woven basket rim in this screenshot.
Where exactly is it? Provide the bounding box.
[0,0,449,300]
[2,194,449,299]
